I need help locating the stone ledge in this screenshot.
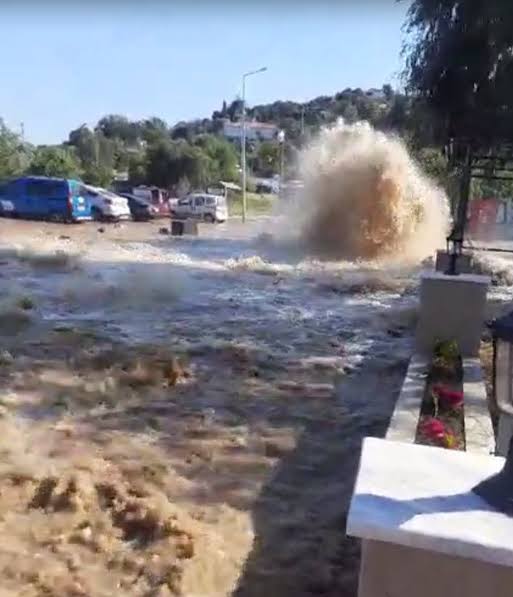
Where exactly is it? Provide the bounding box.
[386,355,428,444]
[463,358,495,455]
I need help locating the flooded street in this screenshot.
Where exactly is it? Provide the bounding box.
[0,217,505,596]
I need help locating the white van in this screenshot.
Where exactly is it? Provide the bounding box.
[172,193,228,223]
[84,185,131,221]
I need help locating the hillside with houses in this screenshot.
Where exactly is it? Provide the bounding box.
[0,85,448,195]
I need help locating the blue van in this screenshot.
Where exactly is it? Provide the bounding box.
[0,176,92,222]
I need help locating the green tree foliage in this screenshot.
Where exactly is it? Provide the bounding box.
[256,142,280,177]
[192,134,238,182]
[128,153,147,187]
[404,0,513,145]
[1,84,438,192]
[382,84,394,101]
[68,125,119,186]
[96,115,140,145]
[28,146,82,179]
[145,140,210,190]
[415,147,450,188]
[140,117,169,144]
[68,125,96,164]
[0,120,31,178]
[82,163,114,187]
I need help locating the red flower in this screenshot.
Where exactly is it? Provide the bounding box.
[432,384,463,408]
[420,417,446,440]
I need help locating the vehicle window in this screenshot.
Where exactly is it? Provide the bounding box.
[205,197,216,206]
[27,180,66,198]
[194,196,205,206]
[151,189,159,201]
[27,181,41,197]
[0,183,6,196]
[178,198,190,206]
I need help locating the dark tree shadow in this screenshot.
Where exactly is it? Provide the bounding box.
[233,343,408,597]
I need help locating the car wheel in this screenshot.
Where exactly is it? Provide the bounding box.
[204,213,215,224]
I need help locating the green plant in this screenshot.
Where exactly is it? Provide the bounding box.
[434,339,459,362]
[17,296,34,310]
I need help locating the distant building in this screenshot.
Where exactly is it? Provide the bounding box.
[222,119,278,142]
[365,88,386,100]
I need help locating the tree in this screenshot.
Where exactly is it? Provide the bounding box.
[356,97,382,124]
[404,0,513,145]
[171,123,192,141]
[342,103,359,124]
[96,115,139,144]
[28,146,82,178]
[415,147,450,188]
[382,84,394,101]
[227,99,244,122]
[68,125,96,164]
[82,163,113,187]
[384,95,410,133]
[0,120,31,178]
[140,117,169,144]
[145,140,210,190]
[193,134,238,182]
[256,142,280,177]
[128,153,147,187]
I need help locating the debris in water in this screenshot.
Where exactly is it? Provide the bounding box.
[17,296,35,310]
[0,350,14,365]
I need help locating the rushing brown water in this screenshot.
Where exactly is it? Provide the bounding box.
[292,120,451,262]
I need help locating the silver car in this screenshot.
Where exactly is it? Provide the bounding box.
[172,193,228,223]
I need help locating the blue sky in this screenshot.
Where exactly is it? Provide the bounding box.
[0,2,409,145]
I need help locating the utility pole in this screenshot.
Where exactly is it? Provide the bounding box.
[300,106,305,137]
[20,122,25,142]
[278,130,286,188]
[240,66,267,223]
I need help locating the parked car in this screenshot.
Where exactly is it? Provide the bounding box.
[132,186,171,217]
[119,193,158,221]
[171,193,228,223]
[0,176,91,222]
[83,186,131,221]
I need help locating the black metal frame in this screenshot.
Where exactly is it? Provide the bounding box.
[473,322,513,514]
[445,141,513,275]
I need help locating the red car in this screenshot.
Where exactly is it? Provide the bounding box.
[132,186,171,217]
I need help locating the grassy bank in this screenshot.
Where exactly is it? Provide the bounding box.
[227,193,276,217]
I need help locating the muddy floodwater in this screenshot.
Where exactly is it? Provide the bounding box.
[0,218,508,597]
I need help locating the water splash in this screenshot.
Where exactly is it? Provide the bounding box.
[288,120,451,262]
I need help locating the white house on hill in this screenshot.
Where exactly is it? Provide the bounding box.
[222,120,278,142]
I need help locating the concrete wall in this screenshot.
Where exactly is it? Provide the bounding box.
[416,272,490,357]
[359,539,513,597]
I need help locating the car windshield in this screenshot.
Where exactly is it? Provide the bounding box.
[206,197,216,206]
[98,189,120,200]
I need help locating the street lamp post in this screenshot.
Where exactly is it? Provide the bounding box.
[277,129,285,189]
[241,66,267,223]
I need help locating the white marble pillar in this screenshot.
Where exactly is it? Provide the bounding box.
[347,438,513,597]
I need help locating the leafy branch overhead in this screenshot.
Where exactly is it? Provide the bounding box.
[404,0,513,147]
